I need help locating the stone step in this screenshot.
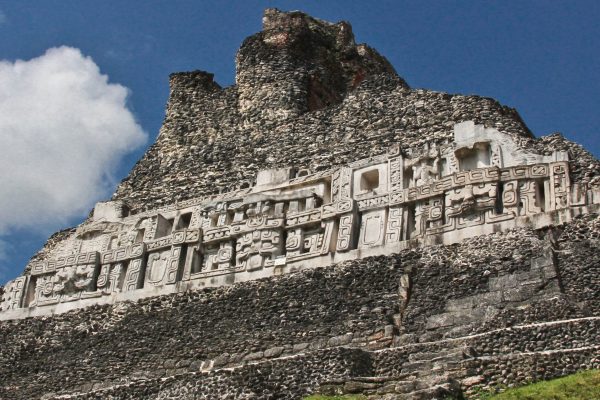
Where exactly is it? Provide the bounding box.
[400,360,432,373]
[400,360,459,376]
[343,380,382,394]
[395,382,461,400]
[352,375,402,383]
[392,379,417,394]
[407,348,466,363]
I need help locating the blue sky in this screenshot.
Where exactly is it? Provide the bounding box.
[0,1,598,285]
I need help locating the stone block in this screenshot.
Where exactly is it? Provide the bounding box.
[264,346,284,358]
[243,351,264,361]
[255,168,293,187]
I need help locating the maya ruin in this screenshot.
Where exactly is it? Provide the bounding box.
[1,9,598,400]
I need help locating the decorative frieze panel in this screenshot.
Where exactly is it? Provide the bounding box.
[0,277,27,311]
[357,194,389,211]
[146,229,201,251]
[4,121,596,314]
[145,246,182,287]
[31,275,61,306]
[285,220,336,262]
[236,229,283,271]
[202,241,235,274]
[337,213,357,252]
[358,209,386,248]
[550,162,570,210]
[385,206,404,244]
[52,263,98,302]
[286,209,323,227]
[123,258,145,292]
[101,243,145,265]
[502,180,519,216]
[30,260,101,307]
[332,167,352,202]
[389,157,403,193]
[204,226,231,243]
[97,263,124,294]
[30,251,99,276]
[519,181,542,216]
[446,183,498,219]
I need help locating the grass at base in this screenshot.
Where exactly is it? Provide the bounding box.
[304,396,367,400]
[478,369,600,400]
[304,370,600,400]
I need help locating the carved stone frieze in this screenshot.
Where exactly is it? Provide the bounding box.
[123,258,145,292]
[385,206,403,244]
[0,277,27,311]
[3,121,596,315]
[236,229,283,271]
[145,246,182,287]
[97,263,123,294]
[336,213,356,252]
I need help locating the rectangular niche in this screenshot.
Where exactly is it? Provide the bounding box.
[456,142,491,172]
[154,214,174,238]
[353,164,388,196]
[175,212,192,230]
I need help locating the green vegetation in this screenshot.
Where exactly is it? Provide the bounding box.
[477,369,600,400]
[305,370,600,400]
[304,396,367,400]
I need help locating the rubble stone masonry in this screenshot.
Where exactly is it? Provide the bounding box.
[0,8,598,400]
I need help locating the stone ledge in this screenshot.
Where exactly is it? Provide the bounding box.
[3,204,598,321]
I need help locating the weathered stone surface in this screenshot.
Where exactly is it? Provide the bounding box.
[0,7,598,400]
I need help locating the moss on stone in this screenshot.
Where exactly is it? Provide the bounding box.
[478,369,600,400]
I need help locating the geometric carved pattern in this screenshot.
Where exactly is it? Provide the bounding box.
[1,137,584,316]
[123,258,145,292]
[332,167,352,202]
[236,230,283,271]
[0,277,27,311]
[389,157,403,193]
[385,206,403,244]
[550,162,570,210]
[145,246,182,287]
[97,263,123,294]
[358,209,386,248]
[336,214,355,252]
[519,181,542,216]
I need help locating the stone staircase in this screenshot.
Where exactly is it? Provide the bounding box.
[312,317,600,399]
[42,318,599,399]
[316,346,468,399]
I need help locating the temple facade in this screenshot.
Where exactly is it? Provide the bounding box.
[1,9,598,400]
[2,121,597,319]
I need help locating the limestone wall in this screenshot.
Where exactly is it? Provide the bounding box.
[0,258,401,399]
[110,9,599,215]
[1,9,599,399]
[1,215,598,399]
[13,8,599,319]
[6,116,598,318]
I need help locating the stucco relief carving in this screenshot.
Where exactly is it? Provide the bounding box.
[145,246,181,287]
[446,183,498,219]
[358,209,386,248]
[1,277,27,311]
[123,258,145,291]
[97,263,123,294]
[53,264,97,302]
[412,158,440,187]
[385,206,403,244]
[336,214,356,252]
[3,121,595,315]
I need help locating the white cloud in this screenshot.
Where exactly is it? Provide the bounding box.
[0,46,147,234]
[0,10,6,25]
